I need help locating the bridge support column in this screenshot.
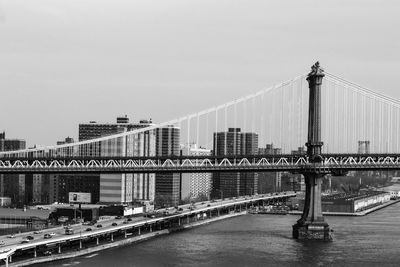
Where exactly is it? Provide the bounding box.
[79,239,82,249]
[292,174,332,241]
[292,62,332,241]
[58,244,61,254]
[111,233,114,242]
[96,237,99,245]
[34,248,37,258]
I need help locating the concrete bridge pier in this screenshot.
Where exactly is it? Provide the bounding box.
[292,173,332,241]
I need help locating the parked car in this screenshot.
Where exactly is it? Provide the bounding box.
[112,222,118,226]
[127,218,132,222]
[44,234,52,239]
[86,228,92,232]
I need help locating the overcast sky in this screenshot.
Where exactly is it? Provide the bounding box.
[1,0,399,147]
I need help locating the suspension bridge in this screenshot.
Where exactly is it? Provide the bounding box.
[1,62,400,240]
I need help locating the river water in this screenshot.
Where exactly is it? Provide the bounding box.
[43,188,400,267]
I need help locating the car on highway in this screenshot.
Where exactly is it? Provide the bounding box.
[111,222,118,226]
[0,241,5,246]
[127,218,132,222]
[123,221,128,224]
[26,236,34,240]
[86,228,92,232]
[21,240,30,244]
[115,216,122,219]
[43,251,52,256]
[8,234,15,238]
[33,230,42,234]
[96,224,103,228]
[49,232,56,236]
[44,234,52,239]
[65,228,74,235]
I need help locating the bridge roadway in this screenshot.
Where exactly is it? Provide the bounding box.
[2,154,400,174]
[0,192,295,265]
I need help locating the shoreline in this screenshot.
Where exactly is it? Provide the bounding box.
[288,199,400,216]
[12,212,247,267]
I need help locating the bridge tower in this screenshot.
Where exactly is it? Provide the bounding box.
[292,62,333,241]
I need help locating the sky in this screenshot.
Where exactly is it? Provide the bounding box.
[1,0,399,147]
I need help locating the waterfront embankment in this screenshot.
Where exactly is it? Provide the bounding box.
[289,199,400,216]
[14,211,247,267]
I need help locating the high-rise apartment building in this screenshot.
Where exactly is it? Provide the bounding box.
[56,137,74,146]
[0,132,26,206]
[258,143,282,193]
[180,144,212,201]
[212,128,258,198]
[155,126,180,208]
[78,116,156,204]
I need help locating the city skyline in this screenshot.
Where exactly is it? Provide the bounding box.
[1,0,400,146]
[1,1,400,265]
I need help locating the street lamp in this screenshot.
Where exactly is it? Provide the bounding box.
[76,209,83,249]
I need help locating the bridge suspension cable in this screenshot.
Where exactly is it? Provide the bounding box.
[0,74,308,158]
[323,72,400,154]
[4,69,400,159]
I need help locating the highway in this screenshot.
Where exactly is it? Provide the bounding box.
[0,192,295,262]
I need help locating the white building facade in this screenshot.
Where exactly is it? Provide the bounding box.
[181,144,212,201]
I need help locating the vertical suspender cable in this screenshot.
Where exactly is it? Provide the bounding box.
[205,112,209,149]
[234,101,237,155]
[187,116,190,148]
[243,98,247,132]
[252,96,256,136]
[280,85,284,152]
[196,113,200,148]
[261,91,265,148]
[215,109,218,155]
[224,105,228,155]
